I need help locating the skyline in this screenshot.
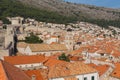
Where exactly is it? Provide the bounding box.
[64,0,120,8]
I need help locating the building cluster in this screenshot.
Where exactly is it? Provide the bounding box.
[0,17,120,80]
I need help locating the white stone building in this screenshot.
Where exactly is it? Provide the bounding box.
[7,17,23,25]
[46,36,59,44]
[17,42,67,56]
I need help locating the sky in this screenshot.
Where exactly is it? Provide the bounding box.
[64,0,120,8]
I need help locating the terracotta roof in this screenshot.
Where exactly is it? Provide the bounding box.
[64,77,77,80]
[111,50,120,57]
[4,55,47,65]
[96,58,107,62]
[50,42,58,44]
[111,63,120,79]
[24,70,44,80]
[39,69,48,80]
[78,39,120,56]
[51,36,58,38]
[0,60,31,80]
[28,44,67,52]
[44,59,67,68]
[0,61,8,80]
[48,61,97,79]
[88,63,110,76]
[68,56,82,61]
[48,52,62,59]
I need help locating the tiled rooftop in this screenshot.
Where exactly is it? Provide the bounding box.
[88,63,110,76]
[0,60,31,80]
[28,44,67,52]
[48,61,97,79]
[111,63,120,79]
[44,58,67,68]
[4,55,47,65]
[24,70,44,80]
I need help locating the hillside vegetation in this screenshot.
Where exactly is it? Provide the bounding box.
[0,0,78,24]
[1,0,120,28]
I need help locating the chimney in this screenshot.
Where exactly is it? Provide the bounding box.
[31,75,36,80]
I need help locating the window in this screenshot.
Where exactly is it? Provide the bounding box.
[101,53,104,56]
[19,65,22,68]
[84,77,87,80]
[25,65,27,68]
[91,76,94,80]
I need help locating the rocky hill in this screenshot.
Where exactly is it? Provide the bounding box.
[1,0,120,28]
[16,0,120,20]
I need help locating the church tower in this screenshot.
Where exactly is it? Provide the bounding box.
[64,28,74,51]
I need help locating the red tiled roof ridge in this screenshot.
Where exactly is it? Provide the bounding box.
[0,60,9,80]
[4,55,47,65]
[1,60,31,80]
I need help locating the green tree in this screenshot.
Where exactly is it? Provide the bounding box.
[25,33,43,43]
[58,53,70,62]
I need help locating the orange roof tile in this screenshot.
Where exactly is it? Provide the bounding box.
[68,56,81,61]
[48,52,62,59]
[24,70,44,80]
[88,63,110,76]
[51,36,58,38]
[4,55,47,65]
[111,63,120,78]
[48,61,97,79]
[39,69,48,80]
[112,50,120,57]
[50,42,58,44]
[0,61,8,80]
[44,59,67,68]
[64,77,77,80]
[0,60,31,80]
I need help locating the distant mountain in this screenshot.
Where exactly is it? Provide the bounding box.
[16,0,120,20]
[1,0,120,27]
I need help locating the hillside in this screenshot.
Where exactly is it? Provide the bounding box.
[17,0,120,20]
[1,0,120,28]
[0,0,77,24]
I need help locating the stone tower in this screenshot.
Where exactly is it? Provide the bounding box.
[64,28,74,51]
[5,26,14,48]
[5,26,16,56]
